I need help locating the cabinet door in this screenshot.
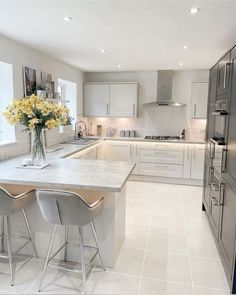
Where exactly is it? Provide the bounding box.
[108,142,132,162]
[109,84,138,117]
[205,66,217,159]
[225,46,236,180]
[218,182,236,285]
[191,82,209,119]
[83,84,109,117]
[191,144,205,180]
[217,52,231,96]
[203,161,212,211]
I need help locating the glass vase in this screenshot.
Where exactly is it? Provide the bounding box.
[31,127,46,166]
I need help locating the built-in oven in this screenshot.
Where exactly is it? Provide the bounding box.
[212,97,228,145]
[209,97,228,174]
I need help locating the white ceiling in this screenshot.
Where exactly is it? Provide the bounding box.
[0,0,236,72]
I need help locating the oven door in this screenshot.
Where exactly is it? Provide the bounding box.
[210,138,227,174]
[214,114,227,141]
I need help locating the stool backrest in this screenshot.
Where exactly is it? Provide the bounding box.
[0,187,16,215]
[36,189,99,226]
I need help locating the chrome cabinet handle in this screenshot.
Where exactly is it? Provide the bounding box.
[106,104,109,115]
[194,104,197,117]
[210,140,215,160]
[223,63,231,89]
[223,64,227,89]
[133,104,135,116]
[221,148,227,173]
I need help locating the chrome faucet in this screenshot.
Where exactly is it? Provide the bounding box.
[74,121,87,140]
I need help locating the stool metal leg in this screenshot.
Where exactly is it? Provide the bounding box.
[79,226,87,294]
[38,225,57,292]
[1,216,4,252]
[91,221,105,270]
[6,215,14,286]
[22,209,38,259]
[64,226,69,262]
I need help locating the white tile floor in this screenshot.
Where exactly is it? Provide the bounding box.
[0,181,231,294]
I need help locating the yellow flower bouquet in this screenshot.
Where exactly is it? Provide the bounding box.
[3,95,72,165]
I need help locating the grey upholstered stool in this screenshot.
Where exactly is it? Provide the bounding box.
[0,186,38,286]
[36,189,105,293]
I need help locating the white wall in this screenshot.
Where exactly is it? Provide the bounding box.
[84,70,209,139]
[0,34,84,159]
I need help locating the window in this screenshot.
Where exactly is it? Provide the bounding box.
[58,79,77,130]
[0,61,14,144]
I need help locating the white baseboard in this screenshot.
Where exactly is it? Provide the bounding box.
[129,174,203,186]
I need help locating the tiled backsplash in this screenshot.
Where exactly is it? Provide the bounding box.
[86,105,206,140]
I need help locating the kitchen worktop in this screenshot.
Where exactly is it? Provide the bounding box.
[0,142,134,192]
[84,136,206,144]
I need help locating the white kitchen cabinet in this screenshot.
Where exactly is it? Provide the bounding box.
[191,82,208,119]
[69,146,98,160]
[139,149,184,165]
[83,83,138,118]
[102,141,133,162]
[137,143,184,178]
[109,83,138,117]
[139,163,183,178]
[190,144,205,180]
[83,84,109,117]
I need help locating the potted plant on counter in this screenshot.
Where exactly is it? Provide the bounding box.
[3,95,72,166]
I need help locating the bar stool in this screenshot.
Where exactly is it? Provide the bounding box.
[36,189,105,293]
[0,186,38,286]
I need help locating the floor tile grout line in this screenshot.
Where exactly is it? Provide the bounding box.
[181,189,195,295]
[136,199,153,295]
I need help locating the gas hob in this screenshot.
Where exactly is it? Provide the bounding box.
[144,135,181,141]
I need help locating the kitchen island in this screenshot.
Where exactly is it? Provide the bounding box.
[0,143,135,267]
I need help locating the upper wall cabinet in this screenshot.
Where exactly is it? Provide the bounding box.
[191,82,208,119]
[217,52,231,97]
[83,84,110,117]
[83,83,138,118]
[109,83,138,117]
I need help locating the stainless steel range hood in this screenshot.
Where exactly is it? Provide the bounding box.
[144,70,186,107]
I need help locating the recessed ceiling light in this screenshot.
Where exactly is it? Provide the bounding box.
[118,64,122,69]
[183,45,188,50]
[100,49,106,54]
[63,16,72,22]
[179,62,183,66]
[189,7,200,14]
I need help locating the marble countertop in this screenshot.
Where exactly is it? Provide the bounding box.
[85,136,206,144]
[0,142,134,192]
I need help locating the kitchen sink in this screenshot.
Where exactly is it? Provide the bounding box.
[62,138,98,145]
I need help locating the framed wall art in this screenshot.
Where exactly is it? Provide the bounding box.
[23,66,37,97]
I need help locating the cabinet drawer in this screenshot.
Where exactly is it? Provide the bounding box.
[139,149,184,164]
[139,163,183,178]
[138,143,184,151]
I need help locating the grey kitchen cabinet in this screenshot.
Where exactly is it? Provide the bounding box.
[109,83,138,117]
[203,44,236,293]
[191,82,209,119]
[225,46,236,180]
[203,162,212,212]
[83,84,109,117]
[217,51,231,97]
[208,171,222,238]
[218,182,236,288]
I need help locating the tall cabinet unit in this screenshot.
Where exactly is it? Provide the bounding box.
[203,45,236,293]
